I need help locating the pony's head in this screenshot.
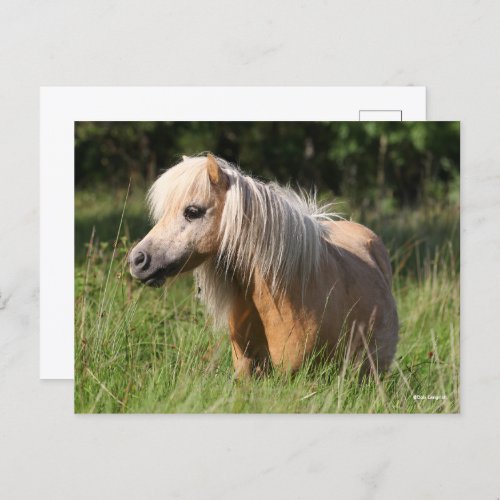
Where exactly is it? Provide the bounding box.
[129,154,228,287]
[131,153,334,309]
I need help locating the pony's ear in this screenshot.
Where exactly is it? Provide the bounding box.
[206,154,228,189]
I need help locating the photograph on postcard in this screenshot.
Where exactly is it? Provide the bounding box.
[74,121,459,413]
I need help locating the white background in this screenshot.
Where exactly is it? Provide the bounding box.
[1,1,500,499]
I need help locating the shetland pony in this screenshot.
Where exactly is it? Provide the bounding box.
[129,154,399,377]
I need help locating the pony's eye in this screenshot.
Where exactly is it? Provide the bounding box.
[183,205,205,221]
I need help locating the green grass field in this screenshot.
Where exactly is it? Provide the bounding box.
[74,186,460,413]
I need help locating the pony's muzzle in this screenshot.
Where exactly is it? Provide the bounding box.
[132,249,151,272]
[129,243,180,287]
[129,245,160,284]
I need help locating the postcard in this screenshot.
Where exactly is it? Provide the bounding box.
[71,119,458,413]
[40,87,427,385]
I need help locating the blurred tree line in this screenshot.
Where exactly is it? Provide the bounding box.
[75,121,459,208]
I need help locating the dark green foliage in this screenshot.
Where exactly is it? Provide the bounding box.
[75,121,459,207]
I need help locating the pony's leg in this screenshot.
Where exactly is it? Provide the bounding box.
[230,341,253,378]
[228,292,269,378]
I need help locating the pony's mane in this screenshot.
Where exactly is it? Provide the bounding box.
[148,155,337,329]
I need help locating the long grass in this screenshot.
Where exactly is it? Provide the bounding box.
[74,188,459,413]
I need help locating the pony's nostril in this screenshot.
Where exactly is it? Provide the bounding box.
[133,250,150,270]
